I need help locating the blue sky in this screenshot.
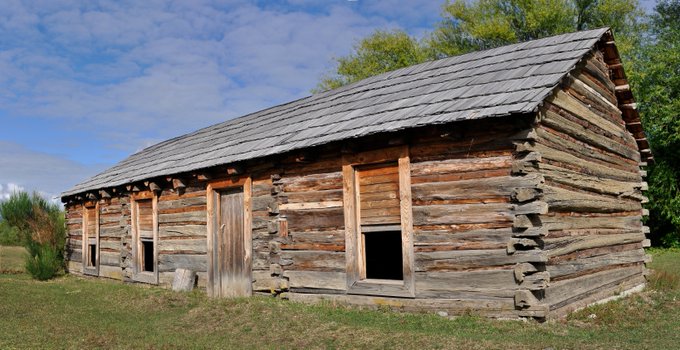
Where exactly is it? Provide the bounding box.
[0,0,658,201]
[0,0,442,200]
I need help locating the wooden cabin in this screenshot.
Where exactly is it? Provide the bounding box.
[61,28,651,320]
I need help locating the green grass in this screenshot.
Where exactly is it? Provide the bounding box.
[1,250,679,349]
[0,246,26,273]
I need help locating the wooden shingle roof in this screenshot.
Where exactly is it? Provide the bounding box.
[64,28,641,197]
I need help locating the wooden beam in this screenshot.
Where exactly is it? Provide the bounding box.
[227,165,244,175]
[196,173,212,181]
[614,84,629,92]
[99,189,112,199]
[172,178,186,190]
[149,182,161,193]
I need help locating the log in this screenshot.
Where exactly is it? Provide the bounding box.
[171,268,196,292]
[158,211,207,225]
[159,225,207,237]
[544,264,643,309]
[278,251,346,272]
[542,213,641,231]
[514,289,542,308]
[521,271,550,290]
[283,208,344,230]
[542,185,642,213]
[415,228,513,251]
[279,201,343,210]
[279,189,343,204]
[513,262,538,282]
[410,156,513,177]
[540,163,641,199]
[158,238,207,254]
[513,214,541,229]
[547,248,646,280]
[540,108,637,160]
[412,175,542,202]
[284,270,347,291]
[415,249,547,272]
[415,270,523,295]
[158,254,207,273]
[413,203,514,226]
[524,143,640,182]
[280,172,343,192]
[512,188,542,203]
[284,293,519,318]
[536,126,637,171]
[157,196,206,210]
[545,232,646,258]
[507,238,539,254]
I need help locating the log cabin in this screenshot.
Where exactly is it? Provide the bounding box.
[61,28,651,320]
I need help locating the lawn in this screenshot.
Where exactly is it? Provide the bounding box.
[1,248,679,349]
[0,245,25,273]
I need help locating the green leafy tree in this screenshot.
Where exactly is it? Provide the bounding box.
[0,191,66,279]
[629,0,680,246]
[317,0,644,91]
[316,30,428,91]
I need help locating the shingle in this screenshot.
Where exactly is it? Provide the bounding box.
[63,28,610,197]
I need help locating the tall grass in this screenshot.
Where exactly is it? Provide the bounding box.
[0,191,66,280]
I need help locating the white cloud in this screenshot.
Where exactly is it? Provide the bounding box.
[1,1,427,151]
[0,141,105,200]
[0,0,440,196]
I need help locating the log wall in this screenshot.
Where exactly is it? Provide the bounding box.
[62,51,647,320]
[521,51,649,319]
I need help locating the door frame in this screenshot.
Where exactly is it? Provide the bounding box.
[206,175,252,297]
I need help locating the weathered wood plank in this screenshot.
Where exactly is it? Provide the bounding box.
[158,211,207,225]
[284,293,519,318]
[547,248,646,280]
[284,270,347,291]
[283,208,344,231]
[542,185,642,213]
[415,249,546,272]
[279,251,346,272]
[158,254,207,273]
[541,108,636,161]
[281,172,343,192]
[159,238,207,254]
[415,270,519,294]
[413,203,514,225]
[542,213,642,231]
[159,224,207,237]
[545,232,646,258]
[412,174,542,202]
[544,264,643,309]
[414,228,513,251]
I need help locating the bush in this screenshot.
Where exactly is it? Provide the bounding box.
[0,221,21,246]
[0,191,66,280]
[24,240,62,280]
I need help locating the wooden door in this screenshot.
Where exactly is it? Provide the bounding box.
[209,188,251,297]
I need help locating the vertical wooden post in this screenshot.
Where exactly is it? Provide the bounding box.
[398,146,415,296]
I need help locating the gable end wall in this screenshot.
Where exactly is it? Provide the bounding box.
[519,50,649,319]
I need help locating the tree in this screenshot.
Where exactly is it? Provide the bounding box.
[316,30,428,92]
[317,0,644,91]
[629,0,680,246]
[431,0,643,56]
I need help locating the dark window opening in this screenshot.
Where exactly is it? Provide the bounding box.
[363,230,403,280]
[88,244,96,267]
[141,239,154,272]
